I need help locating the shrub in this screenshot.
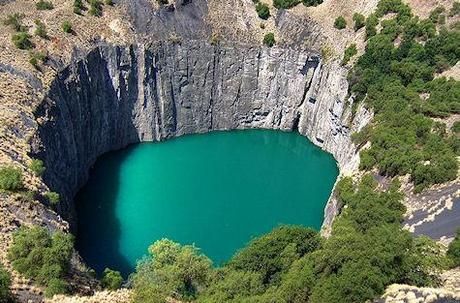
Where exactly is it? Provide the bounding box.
[450,1,460,16]
[302,0,322,6]
[62,21,72,33]
[73,0,84,14]
[105,0,114,5]
[353,12,365,31]
[34,19,47,38]
[342,43,358,65]
[365,14,379,38]
[452,121,460,133]
[256,2,270,20]
[157,0,168,4]
[89,0,103,16]
[0,166,23,191]
[3,13,25,32]
[131,239,212,302]
[44,278,68,298]
[36,0,54,10]
[429,6,445,24]
[101,268,123,290]
[263,32,275,47]
[12,32,33,50]
[45,192,60,205]
[447,229,460,267]
[0,265,11,303]
[29,159,45,176]
[7,226,73,291]
[334,16,347,29]
[29,52,47,69]
[273,0,300,9]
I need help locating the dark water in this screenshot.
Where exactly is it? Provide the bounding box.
[75,130,338,277]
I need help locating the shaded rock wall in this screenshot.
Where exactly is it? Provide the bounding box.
[32,40,371,229]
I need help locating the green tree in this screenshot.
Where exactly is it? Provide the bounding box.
[447,229,460,267]
[263,32,275,47]
[256,2,270,20]
[101,268,123,290]
[273,0,300,9]
[302,0,322,6]
[12,32,33,50]
[334,16,347,29]
[353,13,365,31]
[0,265,11,303]
[342,43,358,65]
[29,159,45,176]
[36,0,54,10]
[44,278,68,298]
[62,21,72,33]
[0,166,23,191]
[131,239,212,303]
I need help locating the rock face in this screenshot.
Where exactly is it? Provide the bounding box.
[31,40,371,229]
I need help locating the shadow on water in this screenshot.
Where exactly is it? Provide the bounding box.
[75,145,136,278]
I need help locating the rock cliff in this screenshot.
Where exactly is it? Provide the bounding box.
[30,40,371,229]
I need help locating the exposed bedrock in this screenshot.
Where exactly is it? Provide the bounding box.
[31,40,372,231]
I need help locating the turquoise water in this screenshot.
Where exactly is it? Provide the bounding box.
[75,130,338,277]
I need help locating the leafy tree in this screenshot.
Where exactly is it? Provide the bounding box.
[44,278,68,298]
[255,2,270,20]
[4,13,26,32]
[7,226,73,295]
[263,33,275,47]
[365,14,379,38]
[12,32,33,50]
[447,229,460,267]
[29,159,45,176]
[273,0,300,9]
[131,239,212,303]
[429,6,445,24]
[36,0,54,10]
[353,12,365,31]
[302,0,322,6]
[342,43,358,65]
[0,166,23,191]
[62,21,72,33]
[101,268,123,290]
[334,16,347,29]
[0,265,11,303]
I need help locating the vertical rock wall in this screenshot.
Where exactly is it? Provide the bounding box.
[32,41,372,229]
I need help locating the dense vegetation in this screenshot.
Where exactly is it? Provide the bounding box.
[334,16,347,29]
[0,264,11,303]
[273,0,322,9]
[0,166,23,191]
[263,33,275,47]
[131,177,448,303]
[101,268,123,290]
[349,0,460,192]
[447,229,460,267]
[7,227,74,298]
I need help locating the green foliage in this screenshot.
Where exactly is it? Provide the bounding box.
[447,229,460,267]
[452,121,460,133]
[131,239,212,303]
[255,2,270,20]
[157,0,168,4]
[29,51,47,69]
[302,0,322,6]
[101,268,123,290]
[73,0,84,14]
[45,192,60,205]
[348,0,459,191]
[36,0,54,10]
[0,265,11,303]
[89,0,103,16]
[4,13,26,32]
[429,6,445,24]
[0,166,23,191]
[353,12,365,31]
[342,43,358,65]
[8,226,73,295]
[104,0,114,5]
[44,278,69,298]
[263,32,275,47]
[12,32,33,50]
[334,16,347,29]
[450,1,460,16]
[62,21,72,33]
[273,0,300,9]
[29,159,45,176]
[229,226,321,284]
[34,19,47,39]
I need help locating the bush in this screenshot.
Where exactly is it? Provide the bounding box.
[157,0,168,4]
[0,166,23,191]
[7,226,73,290]
[131,239,212,302]
[450,1,460,16]
[342,43,358,65]
[36,0,54,10]
[101,268,123,290]
[302,0,322,6]
[273,0,300,9]
[45,192,60,205]
[34,19,47,39]
[44,278,68,298]
[104,0,114,5]
[263,32,275,47]
[73,0,84,14]
[12,32,33,50]
[447,229,460,267]
[62,21,72,33]
[0,265,11,303]
[353,13,365,31]
[29,159,45,176]
[334,16,347,29]
[255,2,270,20]
[4,13,25,32]
[89,0,103,16]
[29,51,47,69]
